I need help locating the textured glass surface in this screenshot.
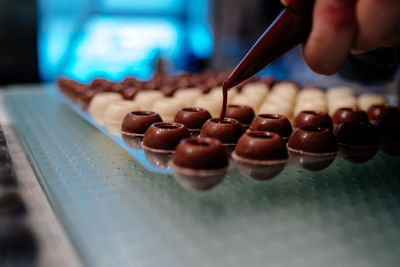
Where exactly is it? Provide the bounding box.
[4,86,400,267]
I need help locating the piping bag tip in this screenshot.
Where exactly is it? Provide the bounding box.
[223,0,314,90]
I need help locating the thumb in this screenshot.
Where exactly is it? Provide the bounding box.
[281,0,289,6]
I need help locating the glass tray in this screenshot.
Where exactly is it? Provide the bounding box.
[3,85,400,267]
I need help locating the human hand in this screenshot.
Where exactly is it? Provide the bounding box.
[281,0,400,75]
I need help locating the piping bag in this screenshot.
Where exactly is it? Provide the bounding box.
[220,0,314,120]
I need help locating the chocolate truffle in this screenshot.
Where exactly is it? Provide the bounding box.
[332,108,369,127]
[233,131,288,180]
[174,108,211,134]
[225,105,255,127]
[121,111,163,135]
[200,118,242,148]
[335,122,380,162]
[376,112,400,156]
[367,104,399,125]
[172,137,229,191]
[121,87,140,100]
[249,114,292,140]
[287,126,337,171]
[293,110,333,131]
[88,92,122,125]
[152,98,184,122]
[143,122,190,152]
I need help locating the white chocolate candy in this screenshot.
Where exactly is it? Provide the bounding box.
[266,93,295,105]
[271,82,298,99]
[88,92,122,125]
[194,95,222,118]
[358,93,386,111]
[174,89,202,107]
[241,82,269,100]
[134,90,164,110]
[326,86,354,101]
[328,97,358,114]
[104,100,140,136]
[297,88,325,101]
[208,86,238,104]
[152,97,184,122]
[231,94,263,113]
[258,102,292,119]
[293,101,327,116]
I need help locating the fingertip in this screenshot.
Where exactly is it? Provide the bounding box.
[303,45,343,75]
[280,0,289,6]
[302,0,356,75]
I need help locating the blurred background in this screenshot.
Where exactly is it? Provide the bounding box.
[0,0,399,87]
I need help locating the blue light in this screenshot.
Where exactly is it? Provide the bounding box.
[38,0,214,82]
[98,0,184,13]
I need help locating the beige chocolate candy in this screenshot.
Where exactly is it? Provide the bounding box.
[241,82,269,100]
[358,93,386,111]
[174,89,202,107]
[152,98,184,122]
[88,92,122,125]
[258,102,293,119]
[271,82,298,99]
[194,95,222,118]
[134,90,164,110]
[231,94,263,113]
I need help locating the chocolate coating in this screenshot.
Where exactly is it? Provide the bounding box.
[174,108,212,131]
[121,111,162,135]
[225,105,255,125]
[200,118,242,144]
[143,122,190,151]
[288,126,337,154]
[293,110,333,130]
[334,122,380,162]
[121,87,140,100]
[332,108,369,126]
[367,104,399,125]
[376,112,400,156]
[249,114,292,139]
[335,122,379,147]
[173,137,228,170]
[235,131,287,161]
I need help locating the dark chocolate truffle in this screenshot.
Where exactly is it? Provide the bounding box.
[121,87,140,100]
[288,126,337,154]
[332,108,369,127]
[173,137,228,170]
[367,104,399,125]
[121,111,162,135]
[200,118,242,145]
[234,131,287,161]
[249,114,292,139]
[293,110,333,130]
[334,122,380,162]
[233,131,288,180]
[174,108,212,133]
[143,122,190,151]
[225,105,255,126]
[376,112,400,156]
[288,126,337,171]
[172,137,229,191]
